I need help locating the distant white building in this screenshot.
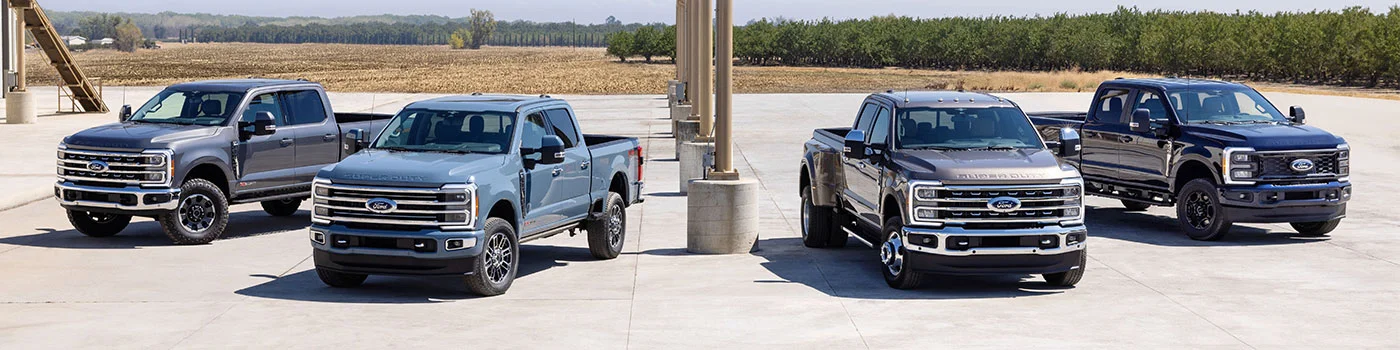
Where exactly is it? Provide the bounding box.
[96,38,114,46]
[61,36,87,46]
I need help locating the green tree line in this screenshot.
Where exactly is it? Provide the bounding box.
[616,7,1398,87]
[607,25,676,62]
[195,20,658,47]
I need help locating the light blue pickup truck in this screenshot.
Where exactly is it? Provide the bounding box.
[309,95,644,296]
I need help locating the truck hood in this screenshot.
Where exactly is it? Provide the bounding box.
[1183,123,1344,151]
[893,148,1077,183]
[317,150,509,188]
[63,122,218,150]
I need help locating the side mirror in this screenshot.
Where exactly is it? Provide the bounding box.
[119,105,133,122]
[843,130,867,159]
[1129,108,1152,133]
[1289,106,1306,124]
[342,128,367,154]
[537,135,566,165]
[240,111,278,140]
[1059,127,1082,157]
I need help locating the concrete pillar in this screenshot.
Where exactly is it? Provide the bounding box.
[678,141,714,194]
[710,0,736,180]
[686,178,760,254]
[674,0,686,84]
[6,90,35,124]
[694,0,713,141]
[670,103,692,138]
[673,118,700,159]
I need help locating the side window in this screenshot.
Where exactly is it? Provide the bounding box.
[1093,89,1130,125]
[1134,91,1170,122]
[853,102,878,132]
[520,112,550,149]
[282,90,328,126]
[868,107,891,145]
[242,93,285,126]
[543,109,581,148]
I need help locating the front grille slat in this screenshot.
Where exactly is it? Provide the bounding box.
[58,149,166,186]
[1256,151,1341,182]
[913,183,1081,228]
[314,183,471,230]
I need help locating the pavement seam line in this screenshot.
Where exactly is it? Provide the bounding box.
[1086,253,1258,349]
[623,120,654,349]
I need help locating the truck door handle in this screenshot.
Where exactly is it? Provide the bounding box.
[323,133,336,142]
[581,161,591,170]
[280,138,294,147]
[1119,136,1134,143]
[551,167,563,177]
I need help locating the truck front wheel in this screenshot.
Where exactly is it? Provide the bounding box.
[315,267,367,288]
[1043,249,1087,287]
[158,179,230,245]
[67,210,132,237]
[1291,219,1342,237]
[260,198,303,217]
[465,218,518,296]
[1121,200,1152,212]
[801,185,847,248]
[880,217,922,289]
[586,192,626,259]
[1176,179,1232,241]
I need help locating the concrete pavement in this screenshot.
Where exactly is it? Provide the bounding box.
[0,90,1397,348]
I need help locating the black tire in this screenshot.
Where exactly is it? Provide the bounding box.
[586,192,627,259]
[801,184,847,248]
[1291,219,1342,237]
[1043,249,1087,287]
[465,218,518,296]
[315,267,367,288]
[880,217,922,290]
[1121,200,1152,212]
[260,198,303,217]
[67,210,131,237]
[157,178,230,245]
[1176,178,1232,241]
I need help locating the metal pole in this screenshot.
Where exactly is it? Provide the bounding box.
[710,0,736,179]
[695,0,713,140]
[14,5,23,92]
[686,0,699,109]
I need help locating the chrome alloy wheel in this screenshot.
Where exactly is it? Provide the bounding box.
[880,231,906,277]
[483,233,514,284]
[178,194,217,232]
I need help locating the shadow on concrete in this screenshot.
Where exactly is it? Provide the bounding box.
[1084,205,1328,247]
[645,192,687,198]
[234,244,596,303]
[0,208,311,249]
[750,238,1069,300]
[650,158,679,162]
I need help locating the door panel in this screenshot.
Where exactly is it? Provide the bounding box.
[544,109,590,221]
[519,111,566,234]
[234,93,296,194]
[1120,91,1173,190]
[284,90,340,183]
[854,106,891,224]
[1080,89,1131,181]
[842,102,880,222]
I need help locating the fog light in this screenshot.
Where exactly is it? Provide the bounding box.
[310,230,326,244]
[1063,207,1080,217]
[315,207,329,216]
[1232,170,1253,179]
[915,208,939,220]
[446,238,476,251]
[1066,232,1086,245]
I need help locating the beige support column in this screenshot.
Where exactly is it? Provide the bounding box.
[674,0,686,83]
[709,0,736,180]
[13,5,22,92]
[6,5,35,124]
[694,0,713,141]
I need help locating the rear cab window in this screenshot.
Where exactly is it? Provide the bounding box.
[1093,88,1131,125]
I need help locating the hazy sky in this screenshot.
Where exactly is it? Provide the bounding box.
[40,0,1400,24]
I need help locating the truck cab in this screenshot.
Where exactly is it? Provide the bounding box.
[309,95,644,296]
[1032,78,1351,240]
[801,91,1088,289]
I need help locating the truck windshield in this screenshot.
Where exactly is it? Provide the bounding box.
[371,108,515,154]
[896,107,1043,150]
[129,89,244,126]
[1170,88,1287,124]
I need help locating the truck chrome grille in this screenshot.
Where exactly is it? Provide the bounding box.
[911,183,1082,226]
[312,182,475,231]
[1258,151,1339,180]
[57,148,169,186]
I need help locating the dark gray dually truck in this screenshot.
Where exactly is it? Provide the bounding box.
[1032,78,1350,241]
[309,95,644,296]
[56,79,390,244]
[801,91,1089,289]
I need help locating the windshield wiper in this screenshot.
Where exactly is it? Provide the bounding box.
[968,146,1019,151]
[909,146,962,151]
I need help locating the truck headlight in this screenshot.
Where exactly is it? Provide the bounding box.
[1223,147,1258,184]
[442,183,478,229]
[141,149,174,187]
[1337,143,1350,177]
[910,181,942,202]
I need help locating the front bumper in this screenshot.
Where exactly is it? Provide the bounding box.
[1218,181,1350,223]
[54,181,180,215]
[900,225,1087,275]
[310,224,486,276]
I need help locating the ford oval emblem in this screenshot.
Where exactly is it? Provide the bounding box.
[987,196,1022,213]
[365,198,397,214]
[86,160,109,173]
[1290,159,1316,173]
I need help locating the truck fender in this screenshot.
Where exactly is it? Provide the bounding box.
[802,142,841,207]
[1171,147,1221,191]
[177,155,234,190]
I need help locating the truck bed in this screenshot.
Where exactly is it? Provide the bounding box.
[1028,112,1086,144]
[335,113,394,144]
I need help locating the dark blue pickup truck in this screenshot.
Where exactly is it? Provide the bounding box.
[309,95,644,296]
[1033,78,1350,240]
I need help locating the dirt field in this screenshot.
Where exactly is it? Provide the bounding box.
[23,43,1400,100]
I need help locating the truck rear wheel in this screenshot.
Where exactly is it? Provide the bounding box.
[1176,178,1232,241]
[1291,219,1341,237]
[586,192,627,259]
[158,179,229,245]
[1121,200,1152,212]
[67,210,131,237]
[801,185,847,248]
[315,267,367,288]
[260,198,303,217]
[1043,249,1087,287]
[465,218,517,296]
[880,217,922,289]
